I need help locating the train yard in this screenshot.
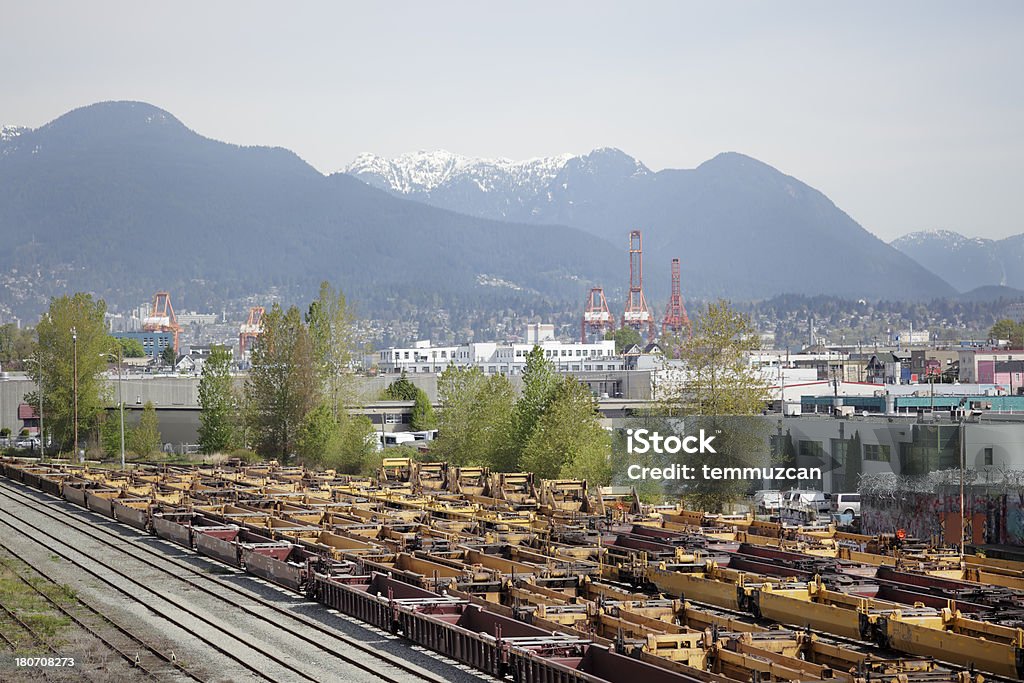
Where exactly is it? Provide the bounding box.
[1,457,1023,683]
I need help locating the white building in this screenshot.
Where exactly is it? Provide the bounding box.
[376,337,620,375]
[524,323,555,344]
[177,312,219,327]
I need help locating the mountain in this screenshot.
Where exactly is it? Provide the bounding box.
[347,150,579,219]
[344,149,955,301]
[891,229,1024,292]
[955,285,1024,303]
[0,102,621,320]
[0,125,28,143]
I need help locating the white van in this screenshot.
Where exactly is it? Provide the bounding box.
[832,493,861,517]
[752,490,783,513]
[782,489,831,515]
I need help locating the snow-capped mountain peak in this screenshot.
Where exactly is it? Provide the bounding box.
[343,147,650,221]
[345,149,575,196]
[891,229,993,249]
[1,125,29,142]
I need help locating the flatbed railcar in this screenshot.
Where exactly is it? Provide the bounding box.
[2,462,706,683]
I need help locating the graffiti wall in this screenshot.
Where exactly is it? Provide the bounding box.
[863,489,1024,547]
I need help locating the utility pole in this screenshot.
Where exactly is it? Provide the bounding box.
[930,372,935,414]
[72,327,79,462]
[960,411,966,563]
[23,357,43,456]
[1009,355,1015,401]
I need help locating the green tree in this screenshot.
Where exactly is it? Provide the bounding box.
[383,371,418,400]
[661,300,772,512]
[160,345,176,366]
[296,403,341,466]
[245,304,319,459]
[30,293,110,453]
[99,414,124,459]
[0,323,37,371]
[990,319,1024,347]
[506,346,558,470]
[198,345,237,454]
[117,337,146,358]
[667,300,770,416]
[605,327,643,354]
[334,414,377,473]
[297,405,377,474]
[410,389,437,431]
[522,377,611,483]
[129,401,161,458]
[432,366,514,467]
[306,281,358,419]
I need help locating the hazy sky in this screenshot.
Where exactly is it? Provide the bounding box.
[4,2,1022,241]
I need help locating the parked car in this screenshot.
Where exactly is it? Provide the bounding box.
[832,492,861,517]
[782,489,831,515]
[752,489,783,513]
[15,437,40,450]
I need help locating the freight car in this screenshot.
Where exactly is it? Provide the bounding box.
[0,463,704,683]
[1,459,1014,682]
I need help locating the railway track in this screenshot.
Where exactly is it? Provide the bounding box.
[0,585,64,656]
[0,479,458,683]
[3,459,1016,683]
[0,546,198,681]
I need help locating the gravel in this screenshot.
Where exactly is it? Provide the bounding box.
[0,481,492,683]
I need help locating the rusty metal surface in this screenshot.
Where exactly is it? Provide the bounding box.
[2,457,1019,683]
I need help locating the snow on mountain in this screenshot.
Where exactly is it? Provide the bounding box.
[1,125,28,145]
[0,126,30,156]
[890,229,1024,292]
[891,229,993,250]
[1,125,28,141]
[344,147,652,222]
[346,149,575,197]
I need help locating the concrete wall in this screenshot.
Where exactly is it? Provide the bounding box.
[0,376,34,437]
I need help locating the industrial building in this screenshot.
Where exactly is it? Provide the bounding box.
[375,336,620,375]
[957,348,1024,387]
[111,330,175,360]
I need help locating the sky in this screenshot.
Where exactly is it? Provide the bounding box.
[3,1,1022,241]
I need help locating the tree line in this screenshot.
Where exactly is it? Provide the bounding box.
[18,286,770,513]
[429,345,612,483]
[17,292,167,458]
[198,281,379,473]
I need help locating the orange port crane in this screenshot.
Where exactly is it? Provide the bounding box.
[142,291,183,355]
[239,306,265,355]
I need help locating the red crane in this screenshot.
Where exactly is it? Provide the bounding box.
[581,286,615,342]
[661,257,691,337]
[621,230,655,340]
[142,291,183,354]
[239,306,265,356]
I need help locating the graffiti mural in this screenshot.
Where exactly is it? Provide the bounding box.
[862,483,1024,547]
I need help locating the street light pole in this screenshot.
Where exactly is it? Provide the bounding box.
[103,348,126,470]
[23,357,43,457]
[118,346,125,470]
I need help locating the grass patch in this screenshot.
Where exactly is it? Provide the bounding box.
[0,573,72,651]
